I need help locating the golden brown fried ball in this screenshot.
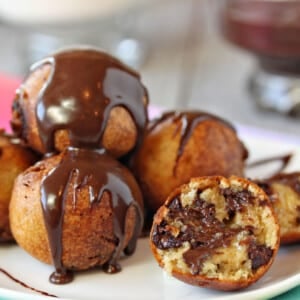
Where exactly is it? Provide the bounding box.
[150,176,279,291]
[0,131,39,242]
[9,149,143,280]
[132,111,248,212]
[11,49,148,158]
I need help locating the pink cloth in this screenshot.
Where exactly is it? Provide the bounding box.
[0,74,21,132]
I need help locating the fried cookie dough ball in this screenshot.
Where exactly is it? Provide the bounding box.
[132,111,248,213]
[150,176,279,290]
[0,131,39,242]
[150,176,279,291]
[11,48,148,157]
[256,172,300,244]
[10,148,143,284]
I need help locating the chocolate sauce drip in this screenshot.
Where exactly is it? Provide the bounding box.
[33,49,148,152]
[148,111,238,174]
[24,49,146,284]
[40,147,143,284]
[0,268,57,297]
[152,194,244,274]
[152,188,271,274]
[247,153,292,176]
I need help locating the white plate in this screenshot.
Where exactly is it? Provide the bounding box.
[0,125,300,300]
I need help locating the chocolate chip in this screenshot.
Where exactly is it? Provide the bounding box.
[151,224,184,249]
[222,188,254,214]
[167,197,182,210]
[248,242,273,271]
[183,248,210,275]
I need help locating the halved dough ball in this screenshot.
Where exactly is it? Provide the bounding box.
[150,176,279,291]
[256,172,300,244]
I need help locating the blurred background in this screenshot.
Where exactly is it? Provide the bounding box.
[0,0,300,136]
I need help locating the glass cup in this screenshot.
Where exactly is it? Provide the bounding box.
[222,0,300,116]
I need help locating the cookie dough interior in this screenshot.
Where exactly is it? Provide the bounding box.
[151,177,278,283]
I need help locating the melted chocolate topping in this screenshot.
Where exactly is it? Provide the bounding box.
[247,153,292,176]
[222,188,255,215]
[148,111,244,174]
[30,48,146,284]
[248,242,273,271]
[152,193,245,274]
[0,268,57,297]
[152,187,271,274]
[41,147,143,283]
[33,48,148,152]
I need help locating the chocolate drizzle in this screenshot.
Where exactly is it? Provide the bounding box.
[152,194,245,274]
[0,268,57,297]
[33,48,148,152]
[152,188,272,275]
[28,49,146,284]
[41,147,143,283]
[149,111,238,174]
[247,153,292,176]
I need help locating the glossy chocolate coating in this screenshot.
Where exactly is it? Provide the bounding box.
[152,188,272,274]
[25,48,146,283]
[41,147,143,283]
[33,48,148,152]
